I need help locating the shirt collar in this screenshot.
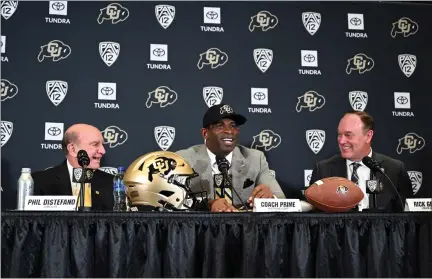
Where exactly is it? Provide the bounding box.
[346,148,373,167]
[206,147,233,167]
[66,158,74,184]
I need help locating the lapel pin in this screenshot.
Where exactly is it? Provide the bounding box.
[95,191,100,195]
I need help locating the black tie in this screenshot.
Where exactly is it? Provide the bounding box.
[351,162,361,185]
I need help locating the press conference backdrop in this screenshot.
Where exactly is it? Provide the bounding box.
[1,1,431,210]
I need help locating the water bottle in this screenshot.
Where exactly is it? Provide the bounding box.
[17,168,34,210]
[113,166,127,211]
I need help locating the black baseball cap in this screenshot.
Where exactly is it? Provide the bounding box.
[202,104,247,128]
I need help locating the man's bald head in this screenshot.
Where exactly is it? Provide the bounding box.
[62,123,106,169]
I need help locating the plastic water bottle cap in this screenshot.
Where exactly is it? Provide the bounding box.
[117,166,125,172]
[22,168,31,173]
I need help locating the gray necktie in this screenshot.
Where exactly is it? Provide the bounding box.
[351,162,361,185]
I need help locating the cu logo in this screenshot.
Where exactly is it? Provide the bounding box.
[350,17,362,26]
[303,54,316,63]
[206,11,218,19]
[47,127,61,136]
[253,91,266,100]
[396,96,409,105]
[100,87,114,95]
[51,1,65,11]
[153,48,165,57]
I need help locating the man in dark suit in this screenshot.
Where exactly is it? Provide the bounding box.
[32,123,114,210]
[310,111,413,212]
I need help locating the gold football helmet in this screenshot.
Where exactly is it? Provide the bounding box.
[123,151,202,210]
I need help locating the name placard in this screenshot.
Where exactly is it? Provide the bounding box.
[253,198,302,212]
[405,198,432,212]
[24,196,78,211]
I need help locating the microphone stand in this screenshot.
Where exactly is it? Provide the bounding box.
[78,165,90,212]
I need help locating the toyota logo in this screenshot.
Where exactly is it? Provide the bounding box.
[100,87,114,95]
[253,92,266,100]
[51,2,65,11]
[303,54,316,63]
[397,96,409,104]
[350,17,362,26]
[47,127,62,136]
[153,48,165,57]
[206,11,218,20]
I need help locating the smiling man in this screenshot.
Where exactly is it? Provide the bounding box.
[309,111,413,212]
[32,123,114,210]
[176,104,285,212]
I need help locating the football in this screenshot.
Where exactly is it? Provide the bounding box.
[305,177,364,212]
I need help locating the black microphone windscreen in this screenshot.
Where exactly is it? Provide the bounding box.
[77,150,90,167]
[362,156,381,172]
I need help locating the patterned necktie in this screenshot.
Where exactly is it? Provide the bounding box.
[214,173,233,205]
[351,162,361,185]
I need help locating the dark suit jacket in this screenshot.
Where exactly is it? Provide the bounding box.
[310,151,413,212]
[32,161,114,210]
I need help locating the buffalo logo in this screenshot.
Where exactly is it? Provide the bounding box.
[336,185,349,194]
[214,173,223,187]
[251,129,282,151]
[220,104,233,114]
[73,168,83,182]
[147,156,182,182]
[396,132,425,154]
[101,125,128,148]
[155,5,175,29]
[398,54,416,78]
[197,48,228,69]
[99,42,120,67]
[0,120,13,147]
[1,79,18,101]
[46,80,67,106]
[391,17,418,38]
[346,53,374,74]
[349,91,368,111]
[306,129,325,154]
[302,12,321,35]
[99,167,118,175]
[146,86,177,108]
[1,1,18,20]
[154,126,175,151]
[296,91,325,112]
[253,48,273,73]
[249,11,278,32]
[408,171,422,195]
[203,86,223,107]
[97,3,129,24]
[37,40,71,62]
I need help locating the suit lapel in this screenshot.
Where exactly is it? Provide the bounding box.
[55,161,73,195]
[231,147,248,199]
[331,156,348,178]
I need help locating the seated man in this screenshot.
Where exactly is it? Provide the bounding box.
[310,111,413,212]
[176,104,285,212]
[32,123,114,210]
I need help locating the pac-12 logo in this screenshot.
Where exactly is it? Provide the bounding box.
[306,129,325,154]
[154,126,175,151]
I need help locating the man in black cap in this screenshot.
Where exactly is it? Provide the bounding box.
[176,104,285,212]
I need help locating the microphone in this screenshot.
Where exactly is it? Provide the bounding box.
[76,150,91,211]
[77,150,90,168]
[362,156,405,211]
[215,155,248,210]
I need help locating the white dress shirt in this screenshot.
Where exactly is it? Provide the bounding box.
[346,149,373,211]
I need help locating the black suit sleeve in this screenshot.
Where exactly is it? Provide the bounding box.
[31,171,44,195]
[309,163,321,186]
